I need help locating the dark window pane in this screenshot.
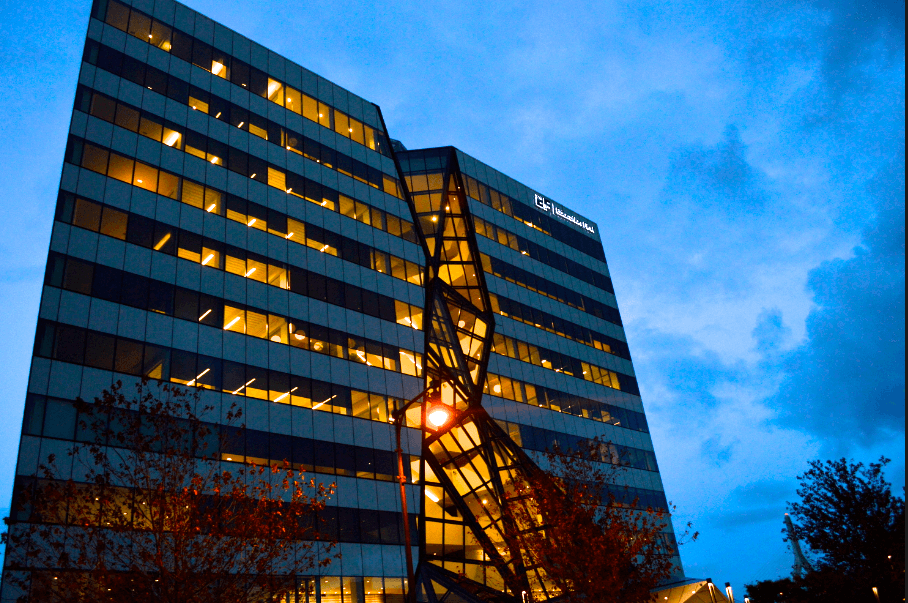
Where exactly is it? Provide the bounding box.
[308,273,326,301]
[379,510,401,544]
[84,332,116,370]
[354,446,374,479]
[63,258,94,295]
[314,440,335,474]
[147,280,175,315]
[166,77,189,104]
[173,288,199,321]
[170,30,193,62]
[53,325,85,364]
[23,395,46,437]
[230,60,250,88]
[125,214,154,248]
[334,443,356,477]
[246,429,269,462]
[374,450,396,481]
[45,253,66,288]
[120,272,149,309]
[170,350,197,385]
[221,425,245,458]
[34,322,55,358]
[144,66,168,94]
[338,507,360,542]
[317,507,338,541]
[91,266,123,303]
[114,339,144,375]
[43,399,77,440]
[290,436,313,470]
[249,68,268,97]
[359,509,381,544]
[270,433,292,464]
[152,224,176,255]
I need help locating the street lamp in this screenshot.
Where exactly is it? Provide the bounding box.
[391,379,454,603]
[705,580,718,603]
[427,404,452,429]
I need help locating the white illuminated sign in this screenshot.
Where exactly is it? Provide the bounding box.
[533,194,596,234]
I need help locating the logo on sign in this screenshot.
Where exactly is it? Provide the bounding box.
[533,194,596,234]
[534,194,553,213]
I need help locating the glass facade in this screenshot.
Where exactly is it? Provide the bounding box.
[1,1,679,602]
[398,149,681,601]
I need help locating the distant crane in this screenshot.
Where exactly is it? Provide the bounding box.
[784,513,812,579]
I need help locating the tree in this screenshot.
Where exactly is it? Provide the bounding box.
[506,438,693,603]
[743,577,804,603]
[783,457,905,603]
[3,379,337,603]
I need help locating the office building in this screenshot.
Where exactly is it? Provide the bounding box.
[1,0,681,601]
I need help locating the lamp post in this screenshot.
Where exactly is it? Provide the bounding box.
[391,379,453,603]
[705,580,718,603]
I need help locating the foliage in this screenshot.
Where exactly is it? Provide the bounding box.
[788,457,904,603]
[508,438,693,603]
[747,457,905,603]
[743,577,804,603]
[2,379,337,603]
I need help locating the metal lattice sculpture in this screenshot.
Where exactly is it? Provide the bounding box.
[397,148,563,602]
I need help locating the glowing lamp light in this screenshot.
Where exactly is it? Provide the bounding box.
[427,405,452,429]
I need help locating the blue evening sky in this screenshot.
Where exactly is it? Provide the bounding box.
[0,0,903,592]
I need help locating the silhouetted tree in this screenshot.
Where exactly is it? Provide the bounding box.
[743,577,804,603]
[784,457,905,603]
[2,379,337,603]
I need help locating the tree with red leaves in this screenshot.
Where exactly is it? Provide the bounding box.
[508,438,693,603]
[2,379,336,603]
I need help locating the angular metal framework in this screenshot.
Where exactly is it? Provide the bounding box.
[397,148,563,602]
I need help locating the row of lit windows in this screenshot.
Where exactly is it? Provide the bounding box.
[82,39,402,197]
[46,253,421,377]
[71,130,413,259]
[57,195,424,327]
[484,371,646,430]
[34,320,422,417]
[34,313,647,452]
[62,142,425,285]
[489,294,639,388]
[48,246,421,344]
[23,395,417,482]
[482,252,622,327]
[492,331,623,390]
[77,84,397,197]
[14,476,414,549]
[93,0,392,157]
[28,569,405,603]
[472,214,614,295]
[69,100,410,239]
